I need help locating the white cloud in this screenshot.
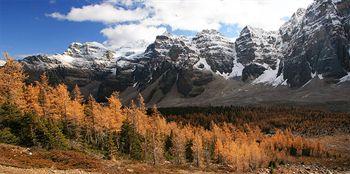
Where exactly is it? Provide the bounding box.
[101,24,166,49]
[48,0,313,49]
[143,0,313,31]
[47,3,149,23]
[105,0,137,6]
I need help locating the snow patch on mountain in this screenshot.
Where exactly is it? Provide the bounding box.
[318,74,324,80]
[229,60,244,77]
[49,54,75,67]
[114,40,150,59]
[339,72,350,83]
[252,59,285,86]
[116,59,131,67]
[252,67,279,85]
[311,72,317,78]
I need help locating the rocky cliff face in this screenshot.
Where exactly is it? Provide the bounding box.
[235,26,282,82]
[118,32,216,100]
[21,0,350,105]
[280,0,350,88]
[192,29,236,74]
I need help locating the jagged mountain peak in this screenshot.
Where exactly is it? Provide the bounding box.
[295,8,307,15]
[19,0,350,105]
[22,41,117,70]
[192,29,232,46]
[155,31,175,41]
[281,0,350,88]
[236,25,280,66]
[279,8,306,39]
[282,8,306,28]
[240,26,271,37]
[191,29,236,74]
[144,32,193,60]
[193,29,232,45]
[67,41,109,53]
[195,29,222,36]
[64,41,112,59]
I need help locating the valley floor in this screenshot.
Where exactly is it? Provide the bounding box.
[1,134,349,174]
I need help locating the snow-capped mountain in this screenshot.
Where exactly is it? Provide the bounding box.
[22,42,117,70]
[21,0,350,106]
[235,26,282,83]
[281,0,350,87]
[192,29,236,74]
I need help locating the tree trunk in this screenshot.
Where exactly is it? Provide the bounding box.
[152,131,156,165]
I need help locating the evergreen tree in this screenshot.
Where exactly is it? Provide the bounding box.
[119,120,143,160]
[164,131,174,160]
[185,140,194,163]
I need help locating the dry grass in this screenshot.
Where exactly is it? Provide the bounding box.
[0,143,102,171]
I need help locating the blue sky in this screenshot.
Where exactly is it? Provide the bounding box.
[0,0,312,59]
[0,0,106,58]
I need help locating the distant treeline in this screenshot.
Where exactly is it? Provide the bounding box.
[158,106,350,136]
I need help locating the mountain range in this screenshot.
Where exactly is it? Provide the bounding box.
[19,0,350,110]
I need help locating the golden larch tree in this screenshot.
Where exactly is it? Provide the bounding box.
[0,53,26,108]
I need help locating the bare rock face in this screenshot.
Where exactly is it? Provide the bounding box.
[281,0,350,87]
[125,32,214,99]
[236,26,281,68]
[192,29,235,74]
[235,26,282,83]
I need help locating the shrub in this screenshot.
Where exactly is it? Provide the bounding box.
[302,148,311,156]
[0,105,69,149]
[0,103,23,133]
[0,128,19,144]
[289,146,298,156]
[268,160,276,169]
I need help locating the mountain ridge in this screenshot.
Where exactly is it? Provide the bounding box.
[18,0,350,106]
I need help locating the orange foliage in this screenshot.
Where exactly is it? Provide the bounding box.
[0,53,26,108]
